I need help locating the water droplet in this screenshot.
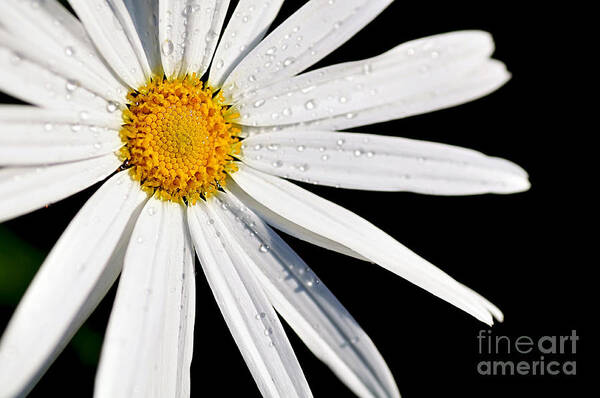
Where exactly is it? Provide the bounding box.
[259,244,270,253]
[321,154,329,161]
[10,52,22,65]
[255,312,266,320]
[106,101,119,113]
[304,100,315,110]
[161,39,174,56]
[283,57,295,67]
[65,79,79,92]
[296,145,305,152]
[253,99,265,108]
[272,160,283,168]
[64,46,75,57]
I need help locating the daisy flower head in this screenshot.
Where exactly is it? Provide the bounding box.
[0,0,529,397]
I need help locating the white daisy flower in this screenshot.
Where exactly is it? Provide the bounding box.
[0,0,529,397]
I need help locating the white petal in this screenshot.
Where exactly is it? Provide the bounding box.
[242,130,530,195]
[222,0,392,99]
[159,0,230,80]
[243,59,510,134]
[0,44,119,111]
[208,0,284,88]
[210,193,400,398]
[0,172,147,398]
[304,59,510,131]
[0,105,122,130]
[188,202,313,398]
[123,0,162,74]
[67,0,152,88]
[0,121,122,166]
[234,30,495,126]
[0,33,121,108]
[229,166,501,325]
[175,247,196,398]
[95,198,194,398]
[224,176,367,261]
[0,154,120,222]
[1,0,126,100]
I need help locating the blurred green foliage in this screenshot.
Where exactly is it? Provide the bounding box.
[0,226,43,305]
[0,225,102,367]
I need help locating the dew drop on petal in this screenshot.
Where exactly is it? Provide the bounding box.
[106,101,119,113]
[161,39,174,56]
[304,100,315,110]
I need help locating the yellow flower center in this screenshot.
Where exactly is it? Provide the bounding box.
[119,75,240,204]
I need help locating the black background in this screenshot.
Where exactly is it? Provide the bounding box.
[0,1,587,397]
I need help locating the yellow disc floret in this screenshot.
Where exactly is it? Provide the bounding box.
[119,74,240,204]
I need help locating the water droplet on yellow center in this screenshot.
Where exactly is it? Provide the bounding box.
[119,75,240,204]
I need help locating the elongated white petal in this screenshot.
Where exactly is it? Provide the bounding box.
[242,131,529,195]
[0,44,117,111]
[0,154,120,222]
[0,172,147,398]
[1,0,126,100]
[209,193,400,398]
[68,0,152,88]
[229,166,500,325]
[223,0,392,99]
[235,31,495,126]
[0,31,122,108]
[0,105,122,130]
[95,198,194,398]
[123,0,162,74]
[159,0,230,80]
[301,59,510,131]
[208,0,284,88]
[0,122,122,166]
[188,202,313,398]
[224,178,367,261]
[243,59,510,134]
[176,245,196,398]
